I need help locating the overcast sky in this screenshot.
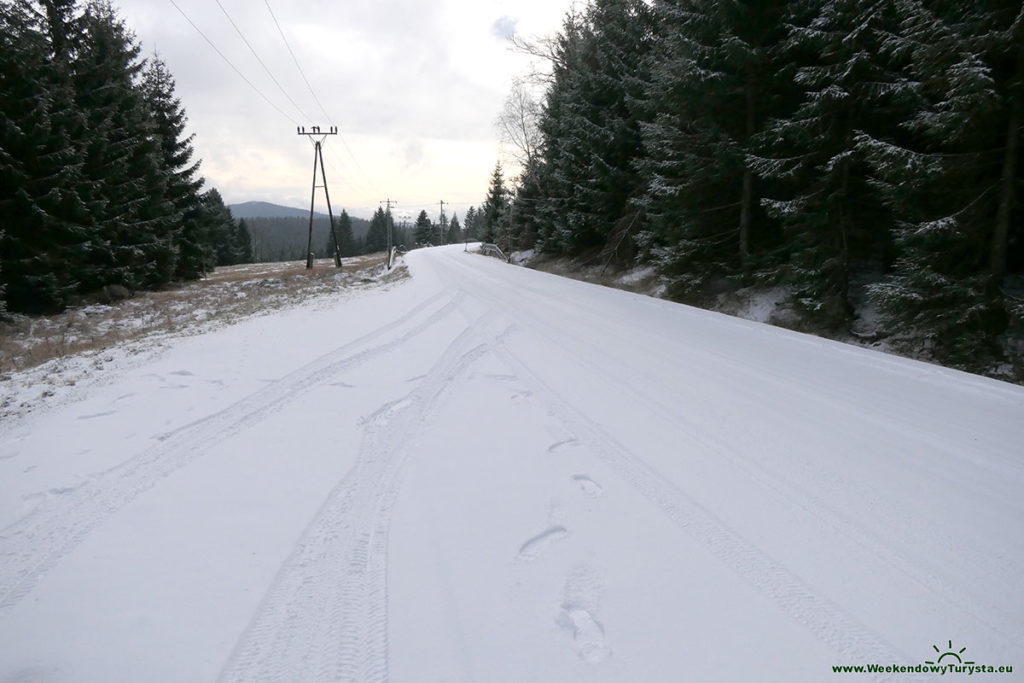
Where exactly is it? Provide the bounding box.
[119,0,573,221]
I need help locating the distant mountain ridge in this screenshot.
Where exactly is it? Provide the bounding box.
[228,201,327,220]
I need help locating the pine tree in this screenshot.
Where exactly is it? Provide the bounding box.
[140,55,207,279]
[480,162,509,244]
[506,155,544,252]
[202,189,236,267]
[447,212,462,244]
[364,207,388,253]
[463,206,478,240]
[323,210,356,257]
[0,225,6,317]
[337,210,356,256]
[531,0,653,257]
[862,0,1024,370]
[413,210,433,245]
[73,0,175,291]
[636,0,791,298]
[234,218,253,264]
[1,0,93,312]
[436,206,448,245]
[751,0,912,326]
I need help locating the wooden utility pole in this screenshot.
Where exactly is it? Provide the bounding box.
[380,198,397,269]
[297,125,342,269]
[438,199,446,245]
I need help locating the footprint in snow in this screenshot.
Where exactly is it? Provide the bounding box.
[547,438,579,454]
[558,566,610,663]
[76,410,116,421]
[572,474,604,498]
[516,525,568,561]
[557,605,610,663]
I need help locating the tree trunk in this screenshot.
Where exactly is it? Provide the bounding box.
[991,69,1021,281]
[739,78,756,282]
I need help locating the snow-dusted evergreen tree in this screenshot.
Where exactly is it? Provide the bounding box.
[480,162,509,244]
[140,55,206,279]
[463,206,478,240]
[532,1,652,256]
[1,0,242,310]
[234,218,253,263]
[436,206,447,245]
[505,154,545,252]
[0,228,5,317]
[0,0,93,312]
[330,210,356,257]
[201,189,235,267]
[862,0,1024,370]
[74,0,176,290]
[752,0,913,326]
[364,207,388,253]
[636,0,791,298]
[447,212,461,244]
[413,210,433,246]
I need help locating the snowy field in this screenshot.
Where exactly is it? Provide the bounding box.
[0,255,398,422]
[1,245,1022,682]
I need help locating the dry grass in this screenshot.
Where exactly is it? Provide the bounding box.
[0,254,403,375]
[522,252,664,296]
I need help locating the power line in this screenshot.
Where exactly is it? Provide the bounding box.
[167,0,298,126]
[263,0,332,124]
[263,0,381,197]
[213,0,312,122]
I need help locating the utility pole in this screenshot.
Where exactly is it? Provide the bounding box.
[296,125,342,270]
[380,198,397,269]
[438,199,446,245]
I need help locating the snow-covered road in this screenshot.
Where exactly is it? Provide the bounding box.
[1,246,1022,682]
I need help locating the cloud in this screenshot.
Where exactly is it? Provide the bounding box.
[401,139,426,169]
[490,15,518,40]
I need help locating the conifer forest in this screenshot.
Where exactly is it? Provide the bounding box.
[0,0,249,315]
[493,0,1024,379]
[3,0,1023,381]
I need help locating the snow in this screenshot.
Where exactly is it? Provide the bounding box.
[613,265,656,286]
[1,245,1022,682]
[716,285,792,324]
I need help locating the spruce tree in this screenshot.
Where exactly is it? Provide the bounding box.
[752,0,912,326]
[364,207,388,253]
[202,189,236,267]
[463,206,478,240]
[140,55,206,279]
[636,0,791,298]
[74,0,175,291]
[0,0,92,312]
[862,0,1024,369]
[336,210,356,256]
[531,1,652,257]
[234,218,253,264]
[323,210,356,257]
[413,210,433,246]
[481,162,509,244]
[447,212,462,244]
[506,155,545,252]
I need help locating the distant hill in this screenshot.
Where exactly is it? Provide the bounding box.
[228,201,326,220]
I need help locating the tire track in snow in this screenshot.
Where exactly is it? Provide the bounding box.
[492,342,927,683]
[217,313,508,683]
[0,291,458,616]
[496,298,1024,656]
[436,251,1021,663]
